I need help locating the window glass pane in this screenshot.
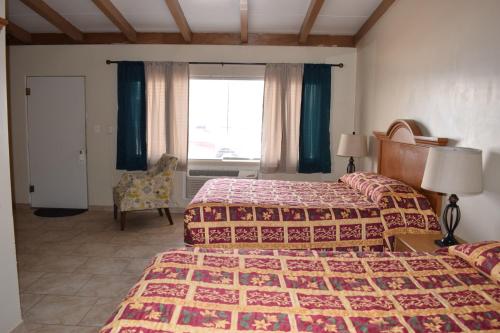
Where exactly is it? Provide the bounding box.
[188,79,264,160]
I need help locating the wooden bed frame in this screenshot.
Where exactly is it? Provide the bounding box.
[373,119,448,214]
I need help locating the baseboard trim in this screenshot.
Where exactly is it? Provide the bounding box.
[14,203,30,210]
[168,207,185,214]
[16,204,185,214]
[10,320,25,333]
[88,205,113,212]
[89,205,185,214]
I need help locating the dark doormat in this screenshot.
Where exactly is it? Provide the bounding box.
[34,208,87,217]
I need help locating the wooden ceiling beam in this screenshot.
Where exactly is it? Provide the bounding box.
[354,0,395,45]
[91,0,137,42]
[299,0,325,44]
[6,21,32,44]
[19,0,83,41]
[240,0,248,43]
[7,32,354,47]
[164,0,192,42]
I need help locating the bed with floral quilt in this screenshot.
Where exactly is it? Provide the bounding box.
[100,241,500,333]
[184,172,441,251]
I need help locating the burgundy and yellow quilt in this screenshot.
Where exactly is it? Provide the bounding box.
[100,247,500,333]
[184,173,441,250]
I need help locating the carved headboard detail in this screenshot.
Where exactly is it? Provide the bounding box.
[373,119,448,214]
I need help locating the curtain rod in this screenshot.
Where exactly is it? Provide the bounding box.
[105,60,344,68]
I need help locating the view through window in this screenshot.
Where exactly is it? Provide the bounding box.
[188,79,264,160]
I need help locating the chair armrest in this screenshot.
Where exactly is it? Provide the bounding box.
[146,173,174,195]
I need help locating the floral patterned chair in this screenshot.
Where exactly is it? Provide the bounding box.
[113,154,178,230]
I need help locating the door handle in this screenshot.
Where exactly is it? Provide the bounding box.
[79,149,86,161]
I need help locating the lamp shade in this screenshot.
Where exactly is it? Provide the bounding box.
[421,147,483,194]
[337,134,368,157]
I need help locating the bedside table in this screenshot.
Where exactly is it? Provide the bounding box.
[394,234,465,253]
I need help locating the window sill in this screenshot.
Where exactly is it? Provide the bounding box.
[189,159,260,163]
[188,159,260,168]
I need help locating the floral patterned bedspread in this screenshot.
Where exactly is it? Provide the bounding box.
[100,247,500,333]
[184,176,441,251]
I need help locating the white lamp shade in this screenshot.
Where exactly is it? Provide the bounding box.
[421,147,483,194]
[337,134,368,157]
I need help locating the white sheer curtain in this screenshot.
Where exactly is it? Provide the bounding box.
[145,62,189,171]
[260,63,304,173]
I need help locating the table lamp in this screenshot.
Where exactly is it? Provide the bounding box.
[421,147,483,247]
[337,132,368,173]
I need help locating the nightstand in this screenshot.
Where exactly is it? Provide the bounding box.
[394,234,465,253]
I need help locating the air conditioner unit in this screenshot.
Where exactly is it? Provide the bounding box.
[186,169,258,199]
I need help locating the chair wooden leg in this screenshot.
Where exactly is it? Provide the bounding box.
[120,211,127,231]
[157,208,164,217]
[164,208,174,225]
[113,204,118,220]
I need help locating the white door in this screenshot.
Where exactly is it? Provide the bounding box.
[26,76,88,209]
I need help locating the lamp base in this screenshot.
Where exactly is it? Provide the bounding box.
[435,194,461,247]
[346,157,355,174]
[434,234,459,247]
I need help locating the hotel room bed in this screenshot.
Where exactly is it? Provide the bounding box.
[184,172,441,251]
[99,241,500,333]
[184,120,448,251]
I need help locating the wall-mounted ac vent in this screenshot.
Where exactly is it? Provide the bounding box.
[189,169,239,177]
[186,169,258,198]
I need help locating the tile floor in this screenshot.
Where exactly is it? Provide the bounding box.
[12,206,185,333]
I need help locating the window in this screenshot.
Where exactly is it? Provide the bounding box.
[188,78,264,160]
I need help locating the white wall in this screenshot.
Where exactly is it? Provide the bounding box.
[8,44,357,208]
[356,0,500,242]
[0,0,23,331]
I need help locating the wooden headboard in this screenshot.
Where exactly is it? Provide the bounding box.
[373,119,448,214]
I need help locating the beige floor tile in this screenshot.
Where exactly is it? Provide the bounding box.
[15,230,44,242]
[14,220,44,232]
[37,219,81,231]
[113,244,164,259]
[77,274,138,297]
[17,254,44,269]
[14,209,186,331]
[135,232,179,245]
[37,230,84,243]
[13,322,77,333]
[36,241,82,256]
[24,255,89,273]
[20,293,45,313]
[79,297,122,327]
[137,224,181,235]
[72,242,122,257]
[24,295,98,325]
[18,271,45,291]
[74,257,130,275]
[79,222,116,233]
[76,221,114,232]
[18,323,100,333]
[77,231,116,244]
[108,232,142,245]
[15,240,42,255]
[121,258,152,276]
[26,272,92,295]
[73,327,100,333]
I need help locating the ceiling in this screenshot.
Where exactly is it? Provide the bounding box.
[5,0,392,47]
[8,0,381,34]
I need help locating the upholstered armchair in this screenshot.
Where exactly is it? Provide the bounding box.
[113,154,178,230]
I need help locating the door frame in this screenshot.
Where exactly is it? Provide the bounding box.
[25,75,89,208]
